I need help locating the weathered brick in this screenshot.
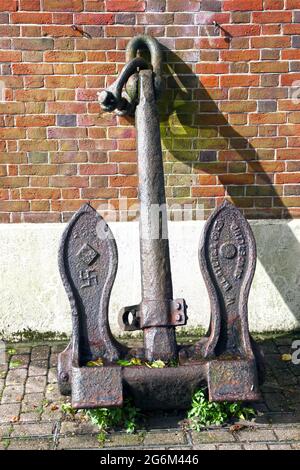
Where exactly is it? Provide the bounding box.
[106,1,145,11]
[0,0,297,223]
[44,51,85,62]
[11,13,53,24]
[75,63,116,75]
[19,0,41,10]
[223,0,263,10]
[13,38,54,50]
[167,0,200,11]
[16,116,55,127]
[0,51,21,62]
[42,0,84,11]
[0,0,17,11]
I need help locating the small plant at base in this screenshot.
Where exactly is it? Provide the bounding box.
[187,389,256,431]
[61,402,77,416]
[85,399,141,441]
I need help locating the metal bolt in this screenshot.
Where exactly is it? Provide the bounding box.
[98,90,117,111]
[60,372,69,383]
[176,302,181,310]
[175,314,182,322]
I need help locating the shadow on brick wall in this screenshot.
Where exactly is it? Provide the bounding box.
[158,48,300,327]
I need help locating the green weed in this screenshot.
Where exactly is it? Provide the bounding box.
[187,389,256,431]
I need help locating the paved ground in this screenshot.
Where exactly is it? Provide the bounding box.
[0,333,300,450]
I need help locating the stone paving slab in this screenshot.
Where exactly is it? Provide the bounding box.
[0,336,299,450]
[8,438,53,450]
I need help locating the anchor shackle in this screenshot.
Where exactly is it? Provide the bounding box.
[98,35,162,115]
[126,35,163,98]
[98,57,148,114]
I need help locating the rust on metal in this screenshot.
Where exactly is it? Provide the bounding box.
[58,35,264,410]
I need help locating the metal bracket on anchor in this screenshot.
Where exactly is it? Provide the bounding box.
[118,299,188,331]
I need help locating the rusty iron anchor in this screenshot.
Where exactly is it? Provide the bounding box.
[58,35,263,409]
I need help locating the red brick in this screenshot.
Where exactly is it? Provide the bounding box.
[84,1,105,11]
[16,116,55,127]
[192,186,225,197]
[12,63,53,75]
[250,62,288,73]
[45,51,85,62]
[74,13,114,24]
[12,37,54,50]
[248,162,285,173]
[42,26,83,37]
[106,26,144,36]
[21,188,61,199]
[52,13,73,24]
[223,0,262,10]
[81,188,118,199]
[15,90,54,101]
[110,176,138,187]
[108,128,136,139]
[42,0,83,11]
[196,36,229,49]
[52,200,88,211]
[79,164,117,175]
[0,201,29,212]
[222,24,260,37]
[75,63,116,75]
[276,174,300,184]
[220,75,259,87]
[261,24,281,35]
[167,0,201,11]
[0,1,297,223]
[219,174,255,185]
[47,102,86,114]
[195,63,229,74]
[277,149,300,160]
[0,128,26,139]
[11,13,53,24]
[253,11,291,23]
[19,0,41,10]
[221,50,259,62]
[0,51,21,62]
[0,0,17,11]
[48,128,86,139]
[251,36,290,48]
[49,176,89,187]
[250,114,286,125]
[106,1,145,11]
[264,0,284,8]
[45,76,85,88]
[75,38,116,50]
[250,138,286,148]
[286,0,300,6]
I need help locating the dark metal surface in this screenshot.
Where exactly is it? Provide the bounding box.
[136,69,181,361]
[98,57,148,116]
[180,200,261,401]
[58,36,263,409]
[57,204,126,394]
[197,200,257,361]
[123,365,206,410]
[118,299,187,331]
[72,366,123,409]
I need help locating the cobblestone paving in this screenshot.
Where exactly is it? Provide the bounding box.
[0,334,300,450]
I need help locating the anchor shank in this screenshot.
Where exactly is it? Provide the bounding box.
[136,69,177,361]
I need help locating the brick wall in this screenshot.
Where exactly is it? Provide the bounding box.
[0,0,299,222]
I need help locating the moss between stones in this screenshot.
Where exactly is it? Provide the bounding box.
[0,327,299,344]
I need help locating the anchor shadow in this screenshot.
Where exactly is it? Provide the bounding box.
[157,47,300,327]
